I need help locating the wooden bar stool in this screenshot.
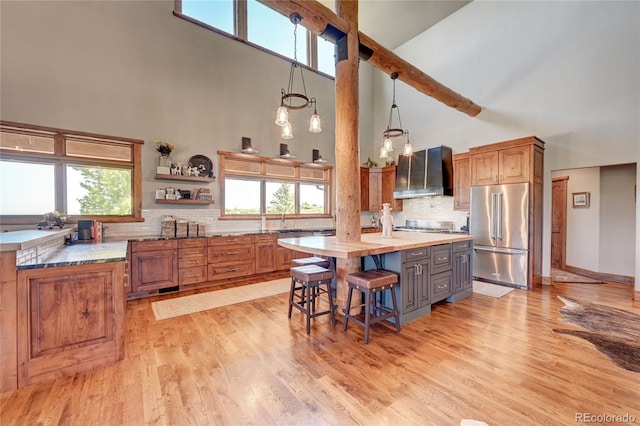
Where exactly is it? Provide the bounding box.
[343,269,401,344]
[288,264,336,334]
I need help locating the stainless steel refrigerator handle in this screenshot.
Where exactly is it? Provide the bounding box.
[497,192,503,241]
[474,246,526,255]
[490,193,496,240]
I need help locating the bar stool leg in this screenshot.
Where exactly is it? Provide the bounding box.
[305,282,312,334]
[389,284,401,332]
[288,277,295,318]
[343,286,354,331]
[326,281,336,325]
[363,289,371,344]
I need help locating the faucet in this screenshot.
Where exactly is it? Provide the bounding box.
[281,213,286,230]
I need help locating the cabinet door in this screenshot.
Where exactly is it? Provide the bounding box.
[131,249,178,292]
[499,146,530,184]
[360,167,382,211]
[453,155,471,210]
[471,151,499,186]
[276,246,297,270]
[453,250,472,293]
[382,165,402,212]
[401,261,419,313]
[417,259,431,308]
[255,241,277,274]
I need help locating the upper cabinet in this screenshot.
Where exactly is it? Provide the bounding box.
[469,137,544,186]
[453,152,471,211]
[360,165,402,212]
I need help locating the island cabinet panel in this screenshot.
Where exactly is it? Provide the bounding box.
[254,234,278,274]
[448,240,473,302]
[131,245,178,293]
[17,262,125,388]
[431,271,453,303]
[208,235,255,281]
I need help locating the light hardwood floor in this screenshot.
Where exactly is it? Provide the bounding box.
[2,279,639,425]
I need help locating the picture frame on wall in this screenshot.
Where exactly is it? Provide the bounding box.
[572,191,590,208]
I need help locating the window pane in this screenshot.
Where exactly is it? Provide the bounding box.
[66,165,132,215]
[182,0,234,34]
[247,0,308,64]
[300,183,326,214]
[266,181,295,214]
[224,178,260,214]
[317,36,335,77]
[0,160,55,214]
[0,131,54,154]
[66,138,131,162]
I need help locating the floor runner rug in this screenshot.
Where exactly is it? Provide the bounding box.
[472,280,515,298]
[152,278,291,321]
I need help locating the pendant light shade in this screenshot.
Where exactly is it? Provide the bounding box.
[275,13,322,140]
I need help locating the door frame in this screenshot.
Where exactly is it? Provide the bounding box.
[551,176,569,269]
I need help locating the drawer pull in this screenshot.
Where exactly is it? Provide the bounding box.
[438,284,448,289]
[226,239,238,243]
[184,250,201,255]
[226,251,238,255]
[227,267,238,272]
[412,251,424,256]
[436,256,448,262]
[186,273,200,278]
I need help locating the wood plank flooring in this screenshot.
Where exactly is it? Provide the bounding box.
[2,280,639,425]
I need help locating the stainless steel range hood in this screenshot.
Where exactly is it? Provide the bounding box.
[393,146,453,199]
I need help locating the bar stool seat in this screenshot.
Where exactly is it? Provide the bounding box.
[288,264,336,334]
[343,269,401,344]
[291,256,330,268]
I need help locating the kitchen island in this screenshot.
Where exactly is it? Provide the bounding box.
[278,231,474,324]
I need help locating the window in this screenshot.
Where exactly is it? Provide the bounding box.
[175,0,334,77]
[0,121,143,224]
[218,150,332,218]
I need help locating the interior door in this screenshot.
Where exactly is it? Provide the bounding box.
[551,176,568,269]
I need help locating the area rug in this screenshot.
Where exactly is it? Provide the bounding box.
[472,280,514,298]
[553,296,640,373]
[551,268,605,284]
[151,278,291,321]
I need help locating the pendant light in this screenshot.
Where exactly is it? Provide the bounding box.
[380,72,413,159]
[274,13,322,139]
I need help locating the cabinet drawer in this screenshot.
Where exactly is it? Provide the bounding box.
[254,233,278,242]
[179,247,207,258]
[131,240,177,252]
[431,270,453,303]
[431,244,453,274]
[402,247,429,262]
[179,256,207,269]
[179,266,207,285]
[209,235,254,246]
[178,238,207,249]
[452,240,472,252]
[208,245,255,261]
[208,260,254,281]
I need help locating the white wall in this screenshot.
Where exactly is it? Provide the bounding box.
[0,0,343,224]
[374,1,639,290]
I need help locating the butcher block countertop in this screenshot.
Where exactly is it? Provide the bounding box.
[278,231,473,259]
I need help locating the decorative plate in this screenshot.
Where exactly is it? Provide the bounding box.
[188,155,213,178]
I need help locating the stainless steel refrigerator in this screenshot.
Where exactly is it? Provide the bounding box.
[470,182,529,289]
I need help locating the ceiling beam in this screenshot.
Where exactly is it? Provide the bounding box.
[257,0,481,117]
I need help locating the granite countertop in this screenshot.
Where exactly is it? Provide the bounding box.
[17,241,128,270]
[125,227,352,242]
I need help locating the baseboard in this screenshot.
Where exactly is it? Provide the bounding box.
[540,275,552,286]
[563,264,634,285]
[634,290,640,301]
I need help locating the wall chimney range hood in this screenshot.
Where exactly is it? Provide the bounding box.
[393,146,453,199]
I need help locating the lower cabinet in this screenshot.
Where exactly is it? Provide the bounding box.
[178,238,208,287]
[16,261,125,388]
[448,240,473,302]
[208,235,255,281]
[130,240,178,294]
[255,234,278,274]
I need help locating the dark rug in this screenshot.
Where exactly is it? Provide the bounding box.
[551,268,605,284]
[553,296,640,373]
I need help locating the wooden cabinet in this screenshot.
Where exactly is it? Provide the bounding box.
[449,240,473,302]
[254,234,278,274]
[208,235,255,281]
[360,165,402,212]
[430,244,453,303]
[453,152,471,210]
[470,138,539,186]
[178,238,207,286]
[16,261,125,387]
[130,240,178,294]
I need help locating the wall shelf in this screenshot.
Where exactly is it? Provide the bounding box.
[154,174,215,183]
[155,199,214,205]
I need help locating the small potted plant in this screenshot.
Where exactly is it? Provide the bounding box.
[38,211,68,229]
[155,140,176,167]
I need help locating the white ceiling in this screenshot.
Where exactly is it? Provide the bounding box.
[320,0,471,49]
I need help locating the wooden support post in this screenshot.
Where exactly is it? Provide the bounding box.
[333,0,361,313]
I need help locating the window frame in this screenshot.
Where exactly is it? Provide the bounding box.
[0,121,144,225]
[218,150,332,219]
[173,0,335,79]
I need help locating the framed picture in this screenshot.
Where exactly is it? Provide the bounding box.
[572,191,590,208]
